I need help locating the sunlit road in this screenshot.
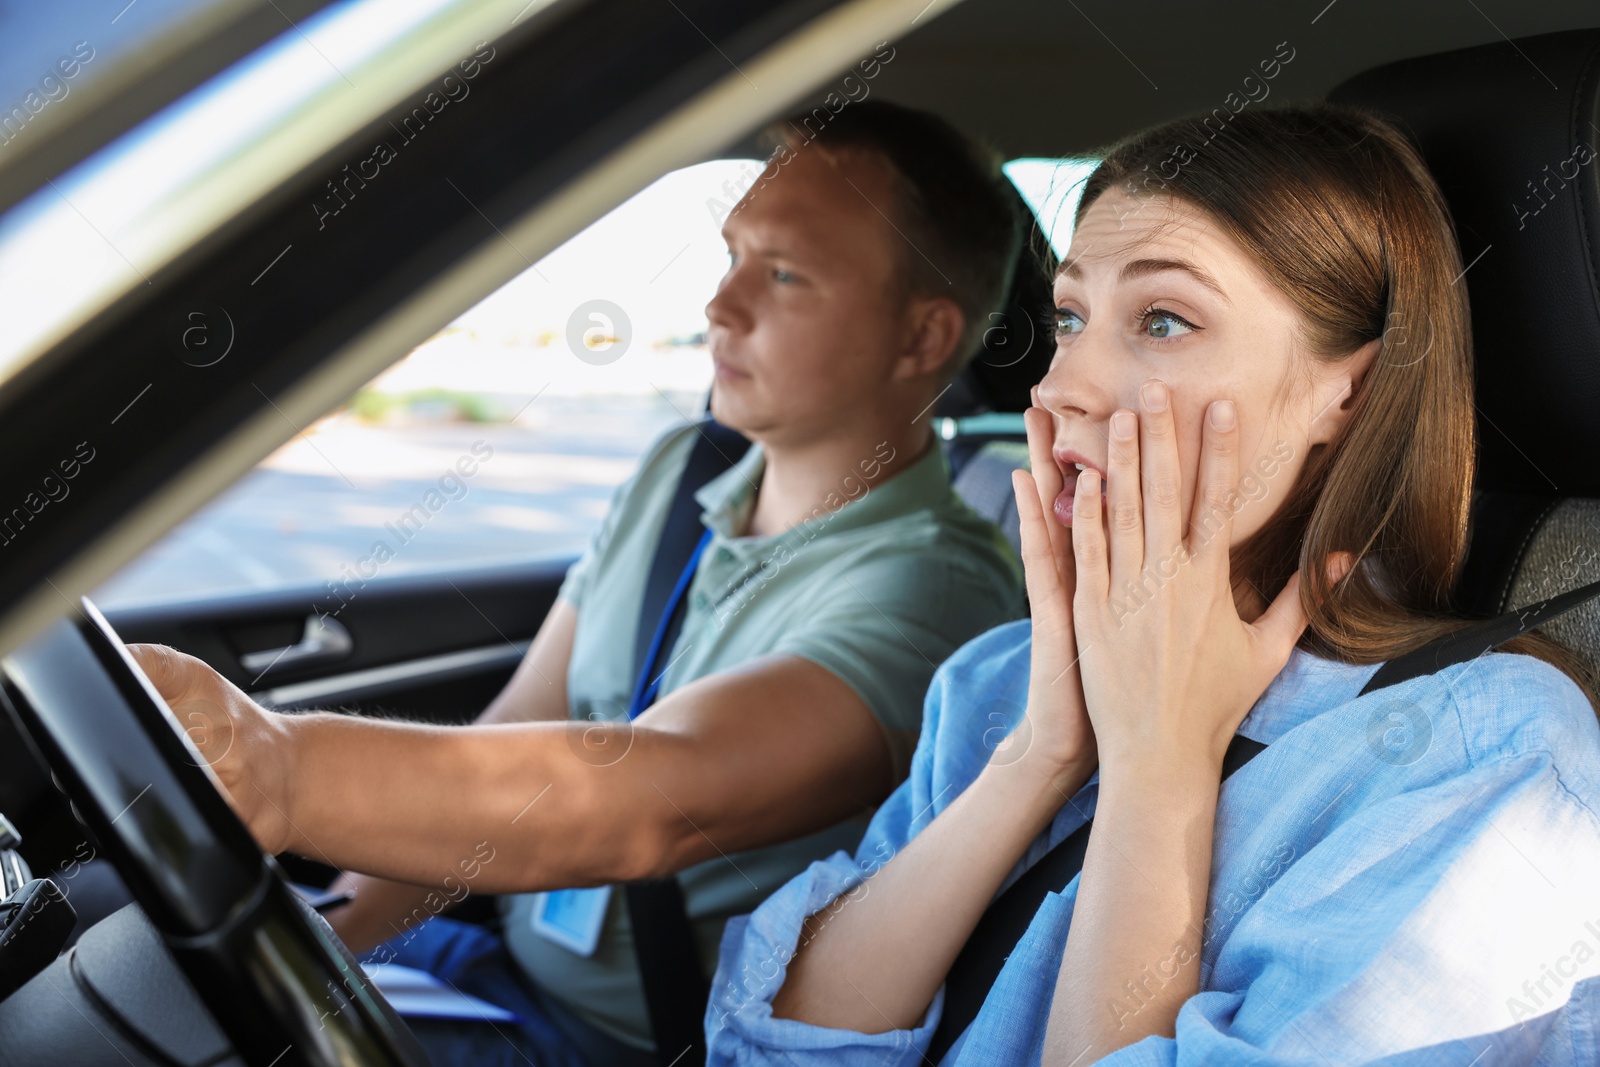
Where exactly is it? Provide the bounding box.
[93,397,698,608]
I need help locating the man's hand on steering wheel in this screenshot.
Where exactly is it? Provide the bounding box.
[127,644,298,856]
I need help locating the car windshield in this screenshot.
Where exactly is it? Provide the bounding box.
[0,0,536,389]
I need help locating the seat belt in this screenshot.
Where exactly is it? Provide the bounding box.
[625,418,750,1067]
[927,573,1600,1062]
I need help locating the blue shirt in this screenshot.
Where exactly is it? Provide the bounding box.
[707,619,1600,1065]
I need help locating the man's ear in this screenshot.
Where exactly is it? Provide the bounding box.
[1307,338,1380,446]
[893,295,966,382]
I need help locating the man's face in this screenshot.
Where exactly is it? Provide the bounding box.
[705,146,909,447]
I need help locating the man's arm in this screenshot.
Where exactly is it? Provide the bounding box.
[133,641,895,896]
[322,598,578,952]
[477,598,575,724]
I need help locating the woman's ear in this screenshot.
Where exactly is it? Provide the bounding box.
[1307,338,1381,446]
[1309,550,1357,609]
[894,295,966,382]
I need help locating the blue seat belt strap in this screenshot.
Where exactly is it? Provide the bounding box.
[628,528,713,719]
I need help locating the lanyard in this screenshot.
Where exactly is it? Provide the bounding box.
[626,527,713,720]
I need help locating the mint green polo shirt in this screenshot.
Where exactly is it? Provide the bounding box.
[501,420,1023,1050]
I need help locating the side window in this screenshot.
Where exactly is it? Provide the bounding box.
[92,160,758,608]
[1004,157,1099,254]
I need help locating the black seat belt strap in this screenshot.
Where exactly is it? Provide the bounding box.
[632,420,752,677]
[927,732,1264,1063]
[1358,575,1600,696]
[928,574,1600,1061]
[626,418,750,1067]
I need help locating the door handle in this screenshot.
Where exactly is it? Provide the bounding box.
[239,614,353,678]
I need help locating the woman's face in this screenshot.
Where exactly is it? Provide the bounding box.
[1036,188,1369,559]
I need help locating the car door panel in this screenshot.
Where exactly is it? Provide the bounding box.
[103,556,571,716]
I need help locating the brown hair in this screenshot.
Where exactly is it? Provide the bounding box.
[759,100,1021,372]
[1076,104,1599,712]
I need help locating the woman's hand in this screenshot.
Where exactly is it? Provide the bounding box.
[1009,403,1097,794]
[1067,379,1327,776]
[127,643,299,854]
[1043,380,1351,1061]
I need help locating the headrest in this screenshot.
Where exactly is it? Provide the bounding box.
[938,189,1058,417]
[1331,30,1600,496]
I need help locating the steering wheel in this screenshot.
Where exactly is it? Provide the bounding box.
[0,597,429,1067]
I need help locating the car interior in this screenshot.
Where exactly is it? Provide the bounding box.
[0,0,1597,1064]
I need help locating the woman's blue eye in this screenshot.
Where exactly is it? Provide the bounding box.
[773,268,795,283]
[1143,309,1195,338]
[1054,309,1084,336]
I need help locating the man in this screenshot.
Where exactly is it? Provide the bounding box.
[131,99,1024,1065]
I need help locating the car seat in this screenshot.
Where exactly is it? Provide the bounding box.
[1333,28,1600,668]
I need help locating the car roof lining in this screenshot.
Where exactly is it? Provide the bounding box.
[715,0,1600,161]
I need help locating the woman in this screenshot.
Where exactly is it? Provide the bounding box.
[704,105,1600,1064]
